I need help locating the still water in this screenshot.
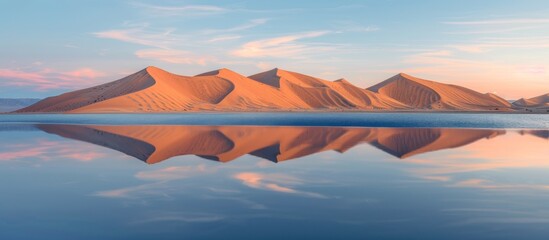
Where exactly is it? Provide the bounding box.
[0,113,548,239]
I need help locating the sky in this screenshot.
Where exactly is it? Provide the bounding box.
[0,0,548,99]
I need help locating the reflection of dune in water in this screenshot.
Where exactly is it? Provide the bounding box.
[519,130,549,140]
[37,125,505,164]
[370,128,503,158]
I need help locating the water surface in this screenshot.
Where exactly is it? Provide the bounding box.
[0,114,548,239]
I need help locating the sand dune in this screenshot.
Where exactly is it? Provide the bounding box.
[248,68,407,109]
[15,66,524,113]
[18,69,155,112]
[368,73,513,111]
[37,125,505,163]
[71,67,302,112]
[513,93,549,109]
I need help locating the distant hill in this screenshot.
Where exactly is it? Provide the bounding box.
[14,66,532,113]
[0,98,41,113]
[513,93,549,112]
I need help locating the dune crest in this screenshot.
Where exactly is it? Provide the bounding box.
[368,73,513,111]
[513,93,549,109]
[16,66,530,113]
[17,68,156,112]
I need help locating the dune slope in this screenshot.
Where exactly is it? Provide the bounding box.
[368,73,512,111]
[16,66,523,112]
[513,93,549,109]
[248,69,408,110]
[17,69,155,112]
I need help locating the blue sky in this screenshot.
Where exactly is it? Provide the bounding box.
[1,0,548,99]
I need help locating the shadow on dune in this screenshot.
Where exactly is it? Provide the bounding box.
[36,125,505,164]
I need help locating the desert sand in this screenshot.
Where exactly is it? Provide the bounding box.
[38,125,503,164]
[513,93,549,109]
[368,73,512,111]
[16,66,522,113]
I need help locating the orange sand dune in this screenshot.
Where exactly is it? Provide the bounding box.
[37,125,505,164]
[71,67,304,112]
[368,73,513,111]
[18,69,155,112]
[513,93,549,109]
[248,68,408,109]
[16,66,520,113]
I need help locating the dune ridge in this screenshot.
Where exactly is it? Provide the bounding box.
[513,93,549,109]
[368,73,513,111]
[16,66,530,113]
[37,125,504,164]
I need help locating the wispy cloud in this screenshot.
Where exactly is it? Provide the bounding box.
[202,18,268,34]
[207,35,242,43]
[443,26,539,35]
[0,67,105,90]
[347,26,379,32]
[94,18,271,65]
[0,69,48,85]
[231,31,332,58]
[93,27,180,49]
[448,37,549,53]
[135,49,215,65]
[444,18,549,25]
[61,68,105,79]
[331,20,380,33]
[132,2,227,16]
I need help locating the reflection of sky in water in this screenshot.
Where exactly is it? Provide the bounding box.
[0,126,548,240]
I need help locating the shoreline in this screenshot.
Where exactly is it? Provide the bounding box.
[2,109,548,115]
[1,112,547,130]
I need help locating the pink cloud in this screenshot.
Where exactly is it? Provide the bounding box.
[0,67,105,90]
[61,68,105,79]
[135,49,214,65]
[0,69,50,84]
